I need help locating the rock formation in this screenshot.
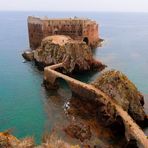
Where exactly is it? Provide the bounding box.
[91,70,146,124]
[64,122,92,142]
[0,131,80,148]
[33,35,105,73]
[22,50,34,61]
[0,131,34,148]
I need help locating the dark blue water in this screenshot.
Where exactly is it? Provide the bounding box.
[0,11,148,143]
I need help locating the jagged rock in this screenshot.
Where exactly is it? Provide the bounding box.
[33,35,106,73]
[0,131,80,148]
[91,38,104,49]
[22,50,34,61]
[0,131,34,148]
[64,122,92,142]
[91,70,146,123]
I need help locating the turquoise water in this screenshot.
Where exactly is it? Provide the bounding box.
[0,12,148,142]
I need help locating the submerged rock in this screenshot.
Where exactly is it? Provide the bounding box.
[91,70,146,123]
[33,35,106,73]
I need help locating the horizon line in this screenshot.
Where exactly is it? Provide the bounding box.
[1,10,148,13]
[0,10,148,13]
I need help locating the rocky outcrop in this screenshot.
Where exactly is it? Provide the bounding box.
[33,35,106,73]
[64,122,92,142]
[22,50,34,61]
[90,38,104,49]
[0,131,34,148]
[0,131,80,148]
[91,70,146,124]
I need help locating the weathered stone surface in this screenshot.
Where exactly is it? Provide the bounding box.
[22,50,34,61]
[34,35,106,73]
[91,70,146,123]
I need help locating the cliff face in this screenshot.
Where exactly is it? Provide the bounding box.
[91,70,146,123]
[33,35,105,73]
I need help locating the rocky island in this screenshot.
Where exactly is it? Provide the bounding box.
[23,35,105,72]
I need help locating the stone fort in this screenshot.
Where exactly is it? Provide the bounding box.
[28,16,100,50]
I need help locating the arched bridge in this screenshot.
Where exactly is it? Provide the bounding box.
[44,63,148,147]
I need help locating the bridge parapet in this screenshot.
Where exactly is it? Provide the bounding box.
[44,63,97,99]
[68,81,97,100]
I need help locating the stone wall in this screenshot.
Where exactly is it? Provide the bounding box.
[43,67,97,100]
[28,16,100,50]
[28,17,44,49]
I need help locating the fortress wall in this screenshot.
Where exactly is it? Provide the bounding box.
[83,22,99,47]
[44,19,83,40]
[28,17,100,50]
[28,17,44,49]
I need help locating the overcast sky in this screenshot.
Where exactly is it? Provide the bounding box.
[0,0,148,12]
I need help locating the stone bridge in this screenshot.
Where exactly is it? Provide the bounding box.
[44,63,148,148]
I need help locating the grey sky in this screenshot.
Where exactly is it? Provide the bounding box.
[0,0,148,12]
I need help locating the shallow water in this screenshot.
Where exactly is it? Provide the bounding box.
[0,11,148,144]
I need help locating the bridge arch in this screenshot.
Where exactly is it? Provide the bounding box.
[83,37,89,45]
[53,28,58,35]
[54,77,72,97]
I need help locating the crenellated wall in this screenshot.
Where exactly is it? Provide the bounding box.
[28,16,100,50]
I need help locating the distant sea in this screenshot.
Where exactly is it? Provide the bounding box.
[0,11,148,143]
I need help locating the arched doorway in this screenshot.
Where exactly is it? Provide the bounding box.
[53,28,58,35]
[83,37,89,45]
[54,77,72,98]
